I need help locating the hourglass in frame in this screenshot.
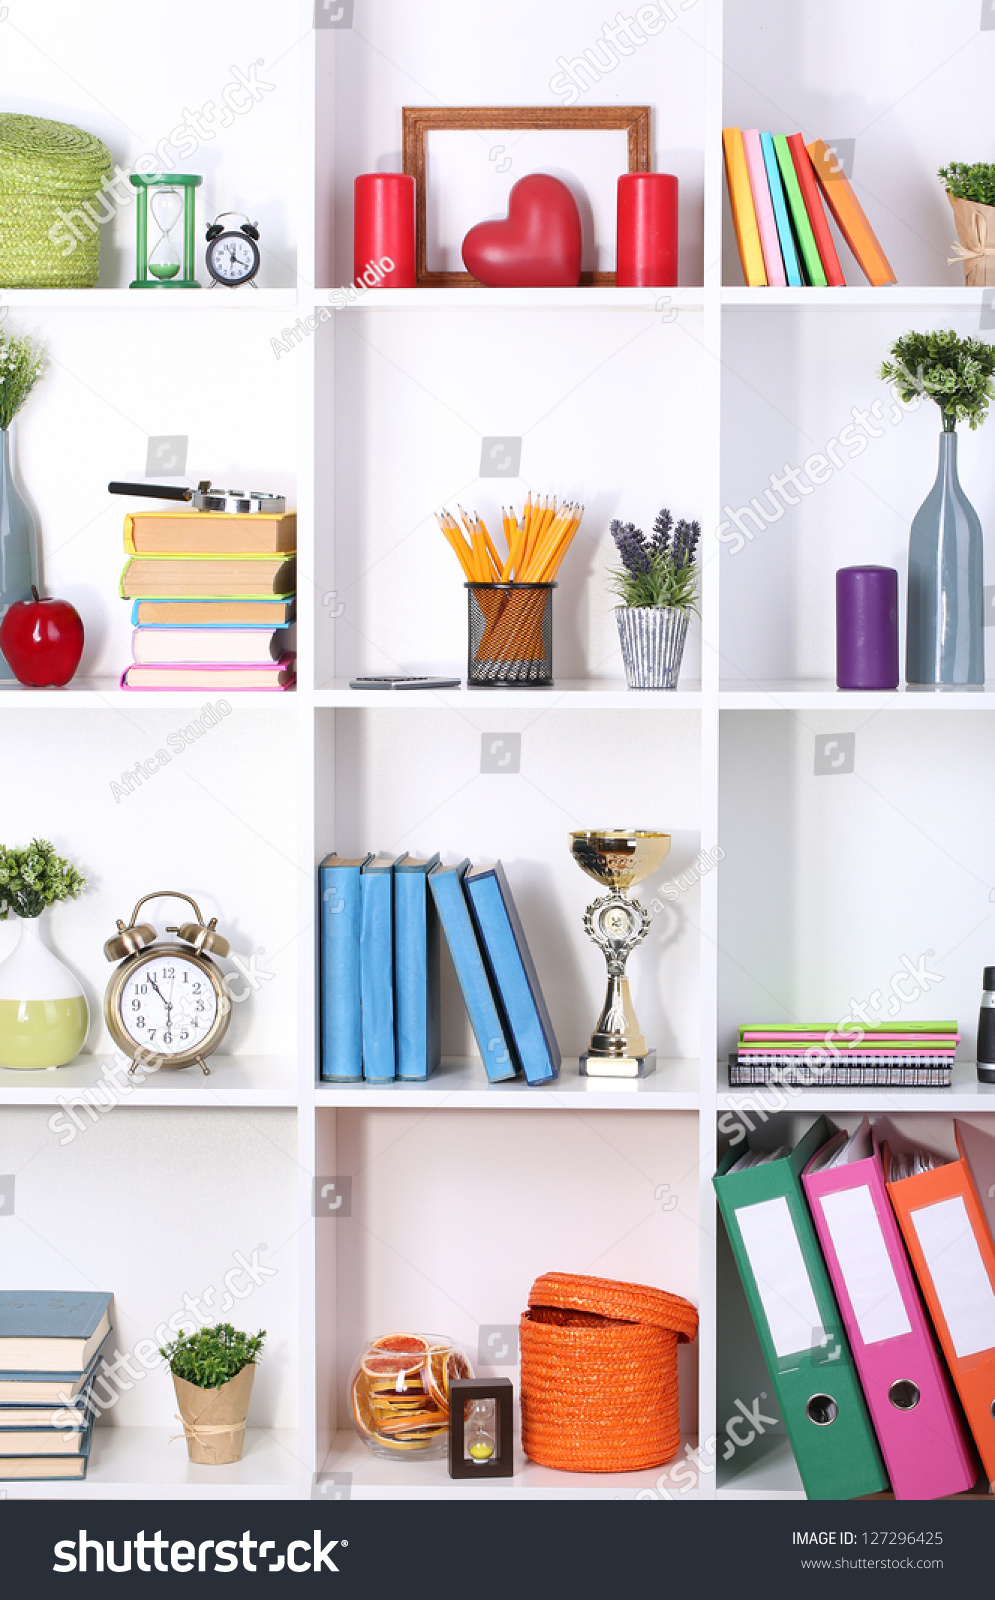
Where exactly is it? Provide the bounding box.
[129,174,202,288]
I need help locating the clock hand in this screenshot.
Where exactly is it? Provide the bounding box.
[146,976,168,1008]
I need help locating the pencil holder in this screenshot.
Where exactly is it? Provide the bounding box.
[466,582,555,686]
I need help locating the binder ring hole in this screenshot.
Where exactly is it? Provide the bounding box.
[889,1380,920,1410]
[805,1394,838,1426]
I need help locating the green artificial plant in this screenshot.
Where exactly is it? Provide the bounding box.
[878,329,995,432]
[160,1324,267,1390]
[0,839,86,920]
[938,163,995,207]
[0,329,44,431]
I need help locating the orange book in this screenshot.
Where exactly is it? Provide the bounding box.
[806,139,896,286]
[722,127,766,287]
[885,1122,995,1483]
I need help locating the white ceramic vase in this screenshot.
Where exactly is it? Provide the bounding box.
[0,912,89,1069]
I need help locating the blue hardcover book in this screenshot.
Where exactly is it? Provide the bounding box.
[760,131,803,287]
[319,853,372,1081]
[0,1329,114,1403]
[0,1292,111,1373]
[394,853,442,1081]
[0,1414,94,1456]
[361,855,401,1082]
[428,861,518,1083]
[464,862,560,1086]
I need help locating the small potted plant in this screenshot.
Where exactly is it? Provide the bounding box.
[161,1323,266,1465]
[609,509,700,689]
[0,838,88,1069]
[938,163,995,285]
[879,329,995,688]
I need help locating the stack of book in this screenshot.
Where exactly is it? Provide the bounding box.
[319,853,560,1086]
[119,509,297,690]
[723,127,896,288]
[715,1117,995,1500]
[0,1291,112,1481]
[728,1021,959,1087]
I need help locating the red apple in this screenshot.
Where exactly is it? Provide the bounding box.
[0,586,85,687]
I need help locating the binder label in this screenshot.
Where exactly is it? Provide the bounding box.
[819,1184,911,1345]
[735,1196,824,1358]
[911,1194,995,1358]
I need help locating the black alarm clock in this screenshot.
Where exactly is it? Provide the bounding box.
[205,212,261,288]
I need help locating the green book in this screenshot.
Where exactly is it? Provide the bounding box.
[714,1117,888,1500]
[772,134,827,287]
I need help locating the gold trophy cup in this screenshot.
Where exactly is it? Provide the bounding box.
[569,830,671,1078]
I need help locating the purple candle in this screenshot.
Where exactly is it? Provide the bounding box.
[836,566,899,690]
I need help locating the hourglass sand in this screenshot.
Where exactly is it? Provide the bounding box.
[148,187,184,280]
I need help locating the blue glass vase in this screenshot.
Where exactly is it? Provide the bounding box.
[0,427,39,684]
[906,426,984,689]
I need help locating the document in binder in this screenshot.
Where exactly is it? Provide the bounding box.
[714,1117,888,1500]
[885,1121,995,1485]
[803,1118,977,1500]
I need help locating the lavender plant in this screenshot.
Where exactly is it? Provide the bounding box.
[608,507,700,611]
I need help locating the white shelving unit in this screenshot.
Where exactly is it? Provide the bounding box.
[2,0,993,1504]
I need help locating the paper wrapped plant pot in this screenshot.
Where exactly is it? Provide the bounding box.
[171,1363,256,1465]
[0,114,112,288]
[946,190,995,287]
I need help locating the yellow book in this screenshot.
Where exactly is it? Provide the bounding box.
[123,510,296,556]
[723,127,767,287]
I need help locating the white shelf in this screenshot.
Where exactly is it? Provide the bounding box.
[719,681,995,711]
[317,1056,700,1110]
[320,1429,699,1500]
[717,1060,995,1113]
[322,287,704,312]
[0,681,300,710]
[2,1428,302,1500]
[0,1055,297,1107]
[0,289,301,311]
[720,287,985,310]
[316,679,702,710]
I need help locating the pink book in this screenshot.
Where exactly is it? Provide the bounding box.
[802,1118,977,1500]
[741,128,786,287]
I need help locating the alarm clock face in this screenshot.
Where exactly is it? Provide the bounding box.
[206,231,260,286]
[115,951,226,1061]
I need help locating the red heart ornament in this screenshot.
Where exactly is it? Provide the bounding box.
[462,174,583,288]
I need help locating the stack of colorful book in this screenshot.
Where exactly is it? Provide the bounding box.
[715,1116,995,1500]
[119,509,297,690]
[723,127,896,288]
[728,1021,959,1087]
[0,1291,112,1481]
[319,853,560,1086]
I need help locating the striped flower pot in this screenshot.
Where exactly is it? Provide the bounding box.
[615,605,690,690]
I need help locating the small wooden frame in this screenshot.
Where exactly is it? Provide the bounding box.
[402,106,652,288]
[447,1378,514,1480]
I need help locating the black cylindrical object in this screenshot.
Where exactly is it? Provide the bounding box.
[977,966,995,1084]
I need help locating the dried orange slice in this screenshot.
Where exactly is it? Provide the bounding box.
[370,1333,431,1354]
[361,1352,425,1383]
[349,1371,376,1439]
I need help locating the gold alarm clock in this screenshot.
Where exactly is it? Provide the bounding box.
[103,891,232,1074]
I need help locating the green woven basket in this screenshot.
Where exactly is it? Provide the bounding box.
[0,114,112,288]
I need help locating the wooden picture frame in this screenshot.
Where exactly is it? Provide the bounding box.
[402,106,652,288]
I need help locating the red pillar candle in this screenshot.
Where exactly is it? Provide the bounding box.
[354,174,416,288]
[616,173,679,287]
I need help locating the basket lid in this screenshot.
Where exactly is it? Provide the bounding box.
[527,1271,698,1342]
[0,114,112,196]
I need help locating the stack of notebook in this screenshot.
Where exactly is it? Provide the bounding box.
[723,127,896,288]
[728,1022,959,1087]
[119,510,297,690]
[715,1116,995,1500]
[0,1291,112,1481]
[318,853,560,1086]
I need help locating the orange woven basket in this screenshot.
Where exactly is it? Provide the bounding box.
[520,1272,698,1474]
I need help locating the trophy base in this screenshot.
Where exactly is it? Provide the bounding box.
[579,1049,656,1080]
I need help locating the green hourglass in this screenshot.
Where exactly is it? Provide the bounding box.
[129,174,202,288]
